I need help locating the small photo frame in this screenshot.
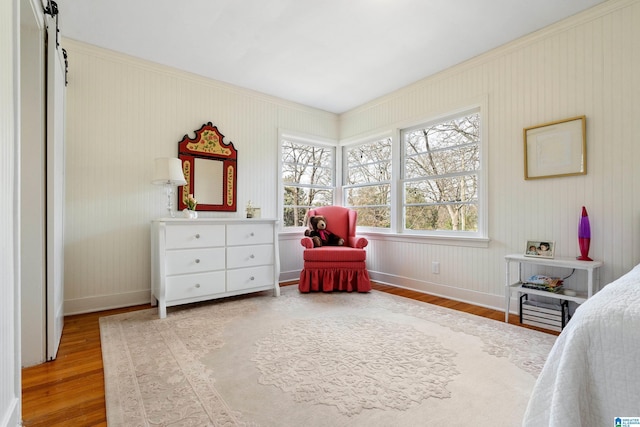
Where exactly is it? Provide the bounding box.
[524,240,555,259]
[524,116,586,180]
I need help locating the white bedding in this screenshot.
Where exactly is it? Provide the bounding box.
[523,263,640,426]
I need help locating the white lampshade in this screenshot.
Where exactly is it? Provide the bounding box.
[152,157,186,186]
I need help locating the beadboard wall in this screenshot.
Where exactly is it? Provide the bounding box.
[340,0,640,308]
[62,0,640,314]
[63,39,338,314]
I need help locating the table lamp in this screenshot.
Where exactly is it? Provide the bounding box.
[152,157,186,217]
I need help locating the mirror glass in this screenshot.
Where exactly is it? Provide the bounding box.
[194,158,223,205]
[177,122,237,212]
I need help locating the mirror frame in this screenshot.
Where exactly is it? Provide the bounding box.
[177,122,237,212]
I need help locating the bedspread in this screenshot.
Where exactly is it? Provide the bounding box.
[523,264,640,426]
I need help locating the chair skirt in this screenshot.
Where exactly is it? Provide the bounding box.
[299,261,371,293]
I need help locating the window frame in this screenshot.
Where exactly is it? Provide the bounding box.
[278,129,338,231]
[338,100,488,246]
[400,106,485,239]
[342,134,393,231]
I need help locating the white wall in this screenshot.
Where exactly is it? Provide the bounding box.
[340,0,640,308]
[1,0,21,424]
[62,39,338,314]
[62,0,640,314]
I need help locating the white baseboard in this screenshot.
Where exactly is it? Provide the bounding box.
[0,397,20,427]
[369,271,506,312]
[63,274,510,316]
[279,269,301,282]
[286,269,508,313]
[64,290,151,316]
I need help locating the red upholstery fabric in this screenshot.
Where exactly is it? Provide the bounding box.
[303,246,366,262]
[299,266,371,292]
[299,206,371,293]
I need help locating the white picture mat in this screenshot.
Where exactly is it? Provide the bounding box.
[525,117,585,179]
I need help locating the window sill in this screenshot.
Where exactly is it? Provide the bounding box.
[279,228,490,248]
[358,231,490,248]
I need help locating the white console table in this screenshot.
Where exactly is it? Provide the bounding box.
[151,218,280,318]
[504,254,602,323]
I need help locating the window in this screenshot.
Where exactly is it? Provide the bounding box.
[280,135,335,227]
[401,110,481,234]
[343,137,392,228]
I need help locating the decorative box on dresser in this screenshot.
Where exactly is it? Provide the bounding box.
[151,218,280,318]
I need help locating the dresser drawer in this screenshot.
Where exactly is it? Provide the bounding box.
[165,247,225,275]
[227,265,274,292]
[226,245,274,269]
[226,223,273,246]
[166,271,226,301]
[165,224,225,249]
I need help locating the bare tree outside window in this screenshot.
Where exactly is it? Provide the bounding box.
[281,139,334,227]
[344,138,392,228]
[402,111,480,232]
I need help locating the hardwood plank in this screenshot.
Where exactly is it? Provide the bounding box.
[21,284,556,425]
[22,305,148,427]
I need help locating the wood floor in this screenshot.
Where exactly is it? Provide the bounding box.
[21,282,557,426]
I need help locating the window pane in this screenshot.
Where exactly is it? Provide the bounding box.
[283,206,309,227]
[345,184,391,207]
[405,204,478,231]
[345,138,392,185]
[282,165,333,185]
[404,175,477,204]
[347,163,391,184]
[354,206,391,228]
[405,145,479,179]
[346,142,392,168]
[283,186,333,208]
[404,113,479,154]
[282,142,333,169]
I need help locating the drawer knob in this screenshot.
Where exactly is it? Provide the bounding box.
[195,234,200,239]
[195,283,201,288]
[250,232,255,237]
[195,259,200,263]
[250,276,255,281]
[250,254,255,259]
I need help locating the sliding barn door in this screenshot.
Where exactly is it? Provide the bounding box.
[46,14,65,360]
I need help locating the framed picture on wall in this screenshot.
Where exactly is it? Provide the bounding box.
[524,116,586,180]
[524,240,555,259]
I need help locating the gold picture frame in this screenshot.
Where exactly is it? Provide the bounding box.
[524,116,586,180]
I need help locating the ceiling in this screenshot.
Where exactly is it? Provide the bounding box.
[55,0,606,114]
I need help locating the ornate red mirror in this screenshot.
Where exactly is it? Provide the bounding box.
[177,122,237,212]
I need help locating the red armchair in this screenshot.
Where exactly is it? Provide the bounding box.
[299,206,371,293]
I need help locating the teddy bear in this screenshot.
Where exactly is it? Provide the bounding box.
[304,215,344,247]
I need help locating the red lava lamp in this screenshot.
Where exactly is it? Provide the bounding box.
[577,206,592,261]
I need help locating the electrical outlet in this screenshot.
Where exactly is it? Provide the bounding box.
[432,261,440,274]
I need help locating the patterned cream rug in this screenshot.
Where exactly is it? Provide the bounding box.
[100,286,556,426]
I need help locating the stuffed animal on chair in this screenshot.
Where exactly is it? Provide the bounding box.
[304,215,345,247]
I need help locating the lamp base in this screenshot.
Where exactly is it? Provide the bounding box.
[165,185,176,218]
[577,237,592,261]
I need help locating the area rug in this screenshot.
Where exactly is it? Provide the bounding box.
[100,286,556,426]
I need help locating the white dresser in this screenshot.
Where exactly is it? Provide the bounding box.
[151,218,280,318]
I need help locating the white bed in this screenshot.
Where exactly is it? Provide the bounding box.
[523,263,640,426]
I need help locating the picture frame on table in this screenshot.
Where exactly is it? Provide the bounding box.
[524,240,555,259]
[524,116,586,180]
